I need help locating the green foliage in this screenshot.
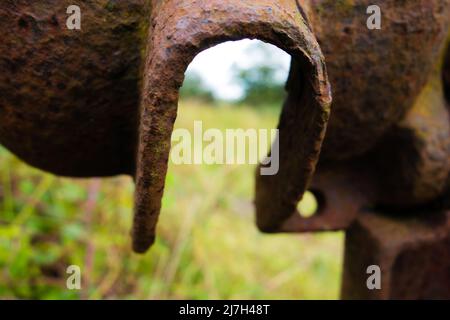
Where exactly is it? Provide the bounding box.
[234,65,286,106]
[233,43,287,106]
[180,72,215,103]
[0,103,343,299]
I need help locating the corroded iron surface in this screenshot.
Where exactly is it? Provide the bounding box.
[0,0,449,253]
[342,210,450,299]
[257,0,450,234]
[0,0,149,177]
[134,0,331,252]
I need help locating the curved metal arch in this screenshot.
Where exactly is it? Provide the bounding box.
[132,0,332,253]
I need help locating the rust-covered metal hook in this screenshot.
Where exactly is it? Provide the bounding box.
[3,1,447,254]
[132,0,332,253]
[258,0,450,235]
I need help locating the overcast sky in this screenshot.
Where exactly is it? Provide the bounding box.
[184,39,291,101]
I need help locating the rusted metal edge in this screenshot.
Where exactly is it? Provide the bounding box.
[132,0,332,253]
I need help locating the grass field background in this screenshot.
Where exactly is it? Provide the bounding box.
[0,101,343,299]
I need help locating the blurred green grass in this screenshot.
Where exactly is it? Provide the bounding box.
[0,102,343,299]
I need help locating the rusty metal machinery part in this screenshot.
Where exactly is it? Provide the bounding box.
[303,0,450,161]
[0,0,150,177]
[0,0,449,253]
[133,0,331,252]
[342,210,450,299]
[293,39,450,234]
[269,0,450,234]
[0,0,332,253]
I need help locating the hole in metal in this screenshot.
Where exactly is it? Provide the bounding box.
[297,189,326,218]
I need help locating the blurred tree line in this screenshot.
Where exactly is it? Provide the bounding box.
[180,72,216,103]
[180,42,288,106]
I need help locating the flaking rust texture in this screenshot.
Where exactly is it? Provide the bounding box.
[0,0,150,177]
[261,0,450,234]
[0,0,449,253]
[342,210,450,299]
[134,0,331,252]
